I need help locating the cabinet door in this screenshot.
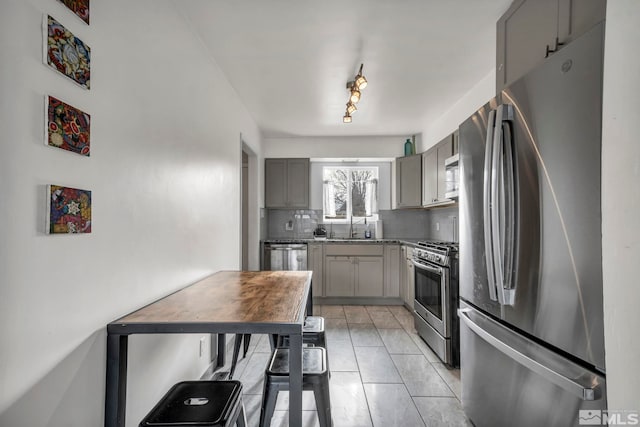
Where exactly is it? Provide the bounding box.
[325,256,354,297]
[406,258,415,308]
[286,158,309,208]
[422,149,437,205]
[452,129,459,156]
[399,246,407,302]
[265,159,287,208]
[308,243,324,297]
[355,257,384,297]
[396,154,422,208]
[384,244,400,297]
[557,0,606,44]
[436,137,453,201]
[496,0,558,92]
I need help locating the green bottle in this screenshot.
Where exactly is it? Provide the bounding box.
[404,138,413,156]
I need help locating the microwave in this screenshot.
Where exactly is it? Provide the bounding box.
[444,154,459,199]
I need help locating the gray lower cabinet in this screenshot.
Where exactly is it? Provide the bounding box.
[325,256,355,297]
[324,244,385,297]
[395,154,422,208]
[265,158,309,208]
[308,243,324,296]
[400,246,407,303]
[405,251,415,308]
[324,256,384,297]
[354,257,384,297]
[383,244,400,297]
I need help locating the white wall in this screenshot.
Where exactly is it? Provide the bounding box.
[263,135,413,159]
[0,1,262,426]
[420,70,495,151]
[601,0,640,412]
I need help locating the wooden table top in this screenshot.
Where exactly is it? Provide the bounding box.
[112,271,312,326]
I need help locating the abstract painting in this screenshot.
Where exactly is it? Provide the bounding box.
[58,0,90,25]
[44,15,91,89]
[46,95,90,156]
[47,185,92,234]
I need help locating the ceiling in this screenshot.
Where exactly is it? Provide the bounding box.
[178,0,512,138]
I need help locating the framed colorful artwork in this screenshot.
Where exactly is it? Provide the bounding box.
[46,185,92,234]
[45,95,90,156]
[58,0,90,25]
[44,15,91,89]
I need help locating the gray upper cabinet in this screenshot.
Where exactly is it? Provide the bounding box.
[436,140,452,201]
[422,149,437,205]
[265,158,309,208]
[422,134,453,206]
[496,0,605,93]
[557,0,607,43]
[395,154,422,208]
[452,129,459,156]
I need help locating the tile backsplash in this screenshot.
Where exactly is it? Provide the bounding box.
[267,209,322,239]
[265,206,458,242]
[423,206,459,242]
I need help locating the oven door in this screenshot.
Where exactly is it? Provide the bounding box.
[413,258,449,338]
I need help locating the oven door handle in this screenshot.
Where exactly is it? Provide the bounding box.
[411,259,444,275]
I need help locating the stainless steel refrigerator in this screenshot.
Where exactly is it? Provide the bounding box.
[458,22,607,427]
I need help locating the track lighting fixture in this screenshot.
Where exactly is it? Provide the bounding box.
[342,63,367,123]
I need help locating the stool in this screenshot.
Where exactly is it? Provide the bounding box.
[139,380,247,427]
[229,334,251,379]
[259,347,332,427]
[277,316,326,348]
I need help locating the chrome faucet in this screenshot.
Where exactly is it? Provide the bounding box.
[349,217,364,238]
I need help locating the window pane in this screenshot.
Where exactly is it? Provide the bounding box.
[325,169,348,219]
[351,169,373,217]
[333,180,347,218]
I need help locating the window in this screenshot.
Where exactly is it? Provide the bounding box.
[323,166,378,222]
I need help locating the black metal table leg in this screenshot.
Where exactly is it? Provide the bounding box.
[105,334,128,427]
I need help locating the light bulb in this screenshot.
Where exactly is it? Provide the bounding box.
[350,88,360,104]
[355,75,367,90]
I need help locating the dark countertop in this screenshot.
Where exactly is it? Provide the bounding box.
[262,238,425,247]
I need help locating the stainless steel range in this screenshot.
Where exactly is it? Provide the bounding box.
[412,241,459,367]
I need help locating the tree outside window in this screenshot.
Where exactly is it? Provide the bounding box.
[323,166,378,222]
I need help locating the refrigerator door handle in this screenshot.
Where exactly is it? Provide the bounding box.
[483,109,498,302]
[501,114,516,296]
[458,308,600,401]
[491,105,515,306]
[490,106,506,304]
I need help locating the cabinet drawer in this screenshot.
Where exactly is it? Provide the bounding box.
[324,244,384,256]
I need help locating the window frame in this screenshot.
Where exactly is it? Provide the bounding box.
[322,165,379,224]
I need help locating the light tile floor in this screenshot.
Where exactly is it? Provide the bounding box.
[212,305,471,427]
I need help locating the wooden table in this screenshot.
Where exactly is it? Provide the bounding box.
[105,270,313,427]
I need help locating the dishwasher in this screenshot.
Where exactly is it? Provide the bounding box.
[262,243,308,271]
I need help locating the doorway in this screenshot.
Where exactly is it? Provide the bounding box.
[241,150,249,270]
